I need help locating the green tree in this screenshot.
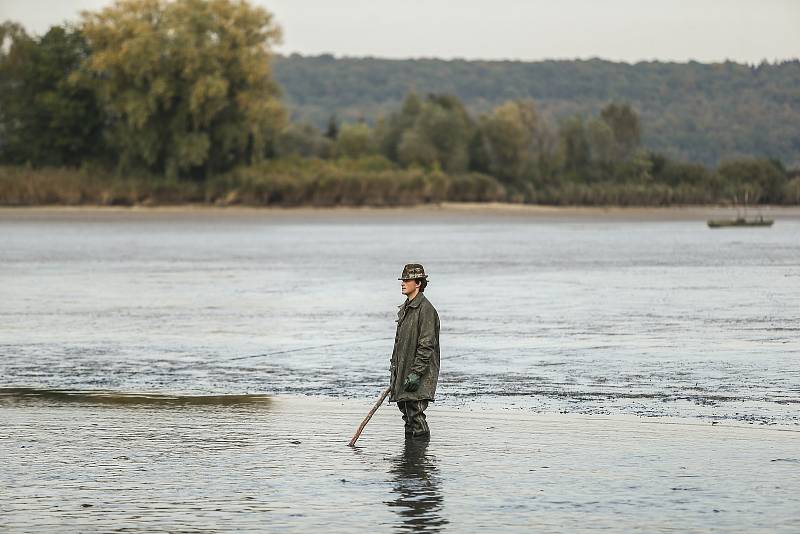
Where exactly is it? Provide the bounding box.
[325,115,339,140]
[559,117,591,179]
[79,0,285,178]
[397,128,438,169]
[476,100,556,186]
[583,118,616,182]
[334,122,375,158]
[476,101,529,182]
[380,93,473,172]
[274,122,331,158]
[0,22,104,166]
[600,103,641,161]
[417,94,473,172]
[376,92,423,163]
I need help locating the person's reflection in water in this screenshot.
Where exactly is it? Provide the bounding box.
[386,439,447,533]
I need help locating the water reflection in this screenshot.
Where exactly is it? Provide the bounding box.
[386,439,447,533]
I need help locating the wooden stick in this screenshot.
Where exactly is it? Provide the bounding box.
[348,386,391,447]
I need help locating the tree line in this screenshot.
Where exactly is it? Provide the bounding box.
[270,93,797,205]
[1,0,798,206]
[273,54,800,167]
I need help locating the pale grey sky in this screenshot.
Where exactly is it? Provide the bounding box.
[2,0,798,63]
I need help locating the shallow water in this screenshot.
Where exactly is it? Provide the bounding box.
[2,391,799,533]
[1,208,798,424]
[2,208,799,531]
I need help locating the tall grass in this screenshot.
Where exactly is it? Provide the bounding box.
[0,165,206,206]
[0,159,507,207]
[527,182,720,206]
[1,161,798,207]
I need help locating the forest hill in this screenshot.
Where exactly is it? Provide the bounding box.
[272,55,800,168]
[0,1,797,207]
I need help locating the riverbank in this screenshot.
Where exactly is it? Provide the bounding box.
[3,392,799,533]
[3,203,800,222]
[3,162,799,209]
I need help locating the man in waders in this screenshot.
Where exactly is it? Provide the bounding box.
[390,264,440,440]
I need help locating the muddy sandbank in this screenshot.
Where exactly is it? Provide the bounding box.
[4,393,799,532]
[2,203,799,223]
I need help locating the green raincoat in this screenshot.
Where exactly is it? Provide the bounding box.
[389,293,440,402]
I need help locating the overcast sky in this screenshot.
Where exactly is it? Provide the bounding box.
[2,0,798,63]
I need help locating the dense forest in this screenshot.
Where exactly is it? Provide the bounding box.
[273,55,800,167]
[1,0,798,207]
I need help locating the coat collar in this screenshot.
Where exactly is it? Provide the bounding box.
[400,292,426,310]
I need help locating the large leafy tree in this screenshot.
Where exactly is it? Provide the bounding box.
[0,22,103,166]
[559,117,591,179]
[600,103,641,161]
[378,93,473,173]
[335,123,374,159]
[80,0,285,178]
[476,100,556,185]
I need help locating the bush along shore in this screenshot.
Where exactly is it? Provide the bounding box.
[2,157,798,208]
[1,1,798,208]
[0,159,500,207]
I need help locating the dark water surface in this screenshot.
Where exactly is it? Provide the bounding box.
[2,208,798,423]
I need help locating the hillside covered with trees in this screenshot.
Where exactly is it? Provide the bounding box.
[273,55,800,167]
[1,0,798,207]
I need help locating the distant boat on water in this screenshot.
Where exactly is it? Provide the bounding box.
[707,191,774,228]
[707,216,774,228]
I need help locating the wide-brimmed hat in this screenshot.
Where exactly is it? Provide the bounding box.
[398,263,428,280]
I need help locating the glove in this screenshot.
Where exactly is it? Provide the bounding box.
[403,373,421,392]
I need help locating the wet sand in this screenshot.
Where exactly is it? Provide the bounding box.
[3,392,799,533]
[2,203,800,223]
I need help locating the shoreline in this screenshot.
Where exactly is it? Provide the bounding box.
[4,387,798,433]
[2,202,800,221]
[277,394,800,434]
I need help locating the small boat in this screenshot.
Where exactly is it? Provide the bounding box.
[707,216,774,228]
[707,192,774,228]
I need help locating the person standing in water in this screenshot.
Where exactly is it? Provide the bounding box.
[390,263,440,440]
